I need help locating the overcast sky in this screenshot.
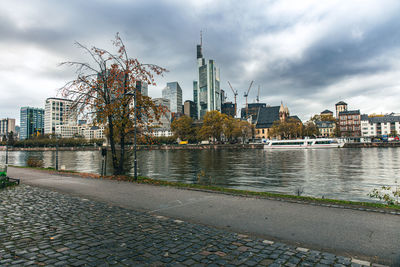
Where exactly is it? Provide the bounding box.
[2,0,400,125]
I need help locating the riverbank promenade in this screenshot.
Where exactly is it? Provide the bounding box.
[2,167,399,266]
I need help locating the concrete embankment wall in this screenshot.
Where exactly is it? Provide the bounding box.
[3,143,399,151]
[139,144,264,150]
[0,147,101,151]
[344,142,400,148]
[0,144,265,151]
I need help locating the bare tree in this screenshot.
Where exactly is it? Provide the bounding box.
[60,33,167,175]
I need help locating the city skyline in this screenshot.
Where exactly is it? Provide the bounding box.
[2,1,400,124]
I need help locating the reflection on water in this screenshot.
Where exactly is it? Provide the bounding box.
[2,148,399,201]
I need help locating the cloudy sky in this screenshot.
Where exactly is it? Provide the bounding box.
[2,0,400,124]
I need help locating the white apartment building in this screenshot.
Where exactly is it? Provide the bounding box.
[152,129,173,137]
[55,124,105,140]
[361,115,400,137]
[45,98,76,134]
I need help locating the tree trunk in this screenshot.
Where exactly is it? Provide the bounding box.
[107,115,119,175]
[118,130,125,175]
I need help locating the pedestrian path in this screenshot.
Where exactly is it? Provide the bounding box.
[6,167,400,266]
[0,185,381,266]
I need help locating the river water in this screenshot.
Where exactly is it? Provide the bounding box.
[2,148,399,202]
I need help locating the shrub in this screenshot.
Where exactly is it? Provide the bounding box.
[27,157,44,168]
[369,181,400,205]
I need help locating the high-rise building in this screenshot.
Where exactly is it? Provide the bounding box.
[220,89,226,105]
[221,102,235,118]
[184,100,197,119]
[0,118,16,139]
[20,107,44,140]
[162,82,182,113]
[136,81,148,97]
[44,98,76,135]
[152,98,171,129]
[193,37,221,120]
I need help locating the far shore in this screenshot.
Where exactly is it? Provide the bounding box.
[1,141,400,151]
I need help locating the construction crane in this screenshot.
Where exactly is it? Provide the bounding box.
[256,85,260,103]
[244,80,254,118]
[227,81,238,117]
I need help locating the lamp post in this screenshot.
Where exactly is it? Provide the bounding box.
[55,134,60,171]
[125,89,138,181]
[5,143,8,166]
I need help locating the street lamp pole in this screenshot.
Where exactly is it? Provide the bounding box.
[55,135,60,171]
[125,88,138,181]
[5,143,8,166]
[133,88,138,181]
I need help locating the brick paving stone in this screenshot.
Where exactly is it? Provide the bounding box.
[0,185,388,267]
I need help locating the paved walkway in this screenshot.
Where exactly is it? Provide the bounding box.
[4,167,400,266]
[0,185,377,267]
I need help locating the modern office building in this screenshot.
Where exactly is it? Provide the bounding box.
[221,102,236,118]
[44,98,76,135]
[136,81,148,97]
[0,118,16,139]
[20,107,44,140]
[184,100,197,119]
[152,98,171,128]
[220,89,226,105]
[162,82,182,113]
[193,37,221,120]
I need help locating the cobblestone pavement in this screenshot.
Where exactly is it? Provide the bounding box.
[0,185,386,266]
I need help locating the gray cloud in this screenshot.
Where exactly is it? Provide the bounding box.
[1,0,400,124]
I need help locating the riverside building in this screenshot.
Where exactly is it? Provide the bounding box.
[20,107,44,140]
[193,36,221,120]
[184,100,197,119]
[151,98,172,137]
[44,98,76,135]
[360,114,400,137]
[0,118,16,139]
[54,124,105,139]
[162,82,182,114]
[338,110,361,137]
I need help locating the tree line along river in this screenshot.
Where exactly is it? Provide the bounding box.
[1,147,399,202]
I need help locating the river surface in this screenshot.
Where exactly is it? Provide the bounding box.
[2,148,399,202]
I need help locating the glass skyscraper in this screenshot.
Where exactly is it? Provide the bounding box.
[20,107,44,140]
[162,82,182,113]
[193,41,221,120]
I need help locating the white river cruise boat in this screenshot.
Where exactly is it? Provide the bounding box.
[264,138,344,149]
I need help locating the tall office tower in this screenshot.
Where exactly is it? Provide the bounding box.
[136,81,148,97]
[162,82,183,113]
[44,98,76,135]
[152,98,171,129]
[20,107,44,140]
[184,100,197,119]
[193,35,221,120]
[0,118,16,139]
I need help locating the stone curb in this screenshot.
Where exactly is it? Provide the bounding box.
[10,166,400,216]
[176,186,400,216]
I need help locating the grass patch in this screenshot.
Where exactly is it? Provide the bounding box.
[9,165,400,211]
